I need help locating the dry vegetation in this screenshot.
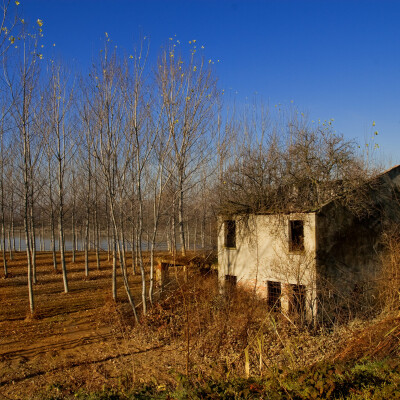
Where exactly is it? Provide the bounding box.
[0,251,399,399]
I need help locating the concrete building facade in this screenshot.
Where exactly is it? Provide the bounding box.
[218,165,400,322]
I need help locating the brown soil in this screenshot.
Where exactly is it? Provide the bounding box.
[0,251,186,399]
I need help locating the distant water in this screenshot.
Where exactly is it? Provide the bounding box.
[1,232,213,252]
[2,234,171,252]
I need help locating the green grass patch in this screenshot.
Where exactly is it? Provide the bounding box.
[54,358,400,400]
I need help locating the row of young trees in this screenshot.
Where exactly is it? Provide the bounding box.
[0,5,223,317]
[0,2,376,317]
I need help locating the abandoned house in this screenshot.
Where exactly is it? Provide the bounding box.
[218,165,400,322]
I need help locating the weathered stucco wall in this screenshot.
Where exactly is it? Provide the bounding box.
[218,213,318,318]
[316,203,379,290]
[315,165,400,319]
[315,203,379,320]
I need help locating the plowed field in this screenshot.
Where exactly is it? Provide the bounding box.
[0,251,185,399]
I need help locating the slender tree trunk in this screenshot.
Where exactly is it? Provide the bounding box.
[48,158,57,271]
[131,201,136,275]
[112,233,117,301]
[59,211,68,292]
[40,220,44,251]
[110,196,138,323]
[209,220,212,247]
[10,185,15,256]
[85,146,91,276]
[171,207,176,257]
[94,169,100,271]
[106,193,111,261]
[24,211,34,314]
[30,206,37,284]
[131,220,136,275]
[0,165,7,277]
[80,225,84,251]
[201,213,205,249]
[178,176,186,256]
[58,141,68,293]
[1,220,7,278]
[12,224,15,253]
[50,209,57,271]
[23,115,34,313]
[186,221,190,251]
[95,208,100,270]
[56,226,59,251]
[85,214,89,276]
[166,227,171,252]
[7,226,12,261]
[149,175,163,305]
[135,219,139,271]
[71,201,76,263]
[149,240,155,304]
[193,218,197,252]
[28,142,37,282]
[71,170,77,263]
[120,216,127,272]
[136,179,147,315]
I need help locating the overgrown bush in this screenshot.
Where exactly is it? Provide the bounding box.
[90,269,400,399]
[378,225,400,311]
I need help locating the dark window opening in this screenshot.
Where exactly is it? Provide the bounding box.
[267,281,281,311]
[289,284,306,315]
[289,220,304,252]
[225,275,237,293]
[224,220,236,248]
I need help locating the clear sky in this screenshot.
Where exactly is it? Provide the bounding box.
[18,0,400,165]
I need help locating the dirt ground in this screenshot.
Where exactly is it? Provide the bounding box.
[0,251,186,399]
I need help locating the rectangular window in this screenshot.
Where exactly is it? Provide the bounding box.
[224,220,236,248]
[289,284,306,315]
[267,281,281,311]
[289,220,304,252]
[225,275,237,293]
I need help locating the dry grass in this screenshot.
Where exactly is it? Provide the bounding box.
[0,250,399,399]
[333,312,400,362]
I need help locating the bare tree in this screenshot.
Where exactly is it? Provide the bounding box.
[5,22,44,313]
[0,110,8,276]
[83,123,92,277]
[70,164,78,262]
[218,106,370,216]
[83,41,139,322]
[124,39,154,314]
[44,116,58,271]
[157,42,219,256]
[46,61,73,292]
[6,141,17,260]
[0,1,24,276]
[148,108,173,304]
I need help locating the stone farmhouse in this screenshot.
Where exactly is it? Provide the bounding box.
[218,165,400,322]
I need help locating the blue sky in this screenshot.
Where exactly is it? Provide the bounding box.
[19,0,400,165]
